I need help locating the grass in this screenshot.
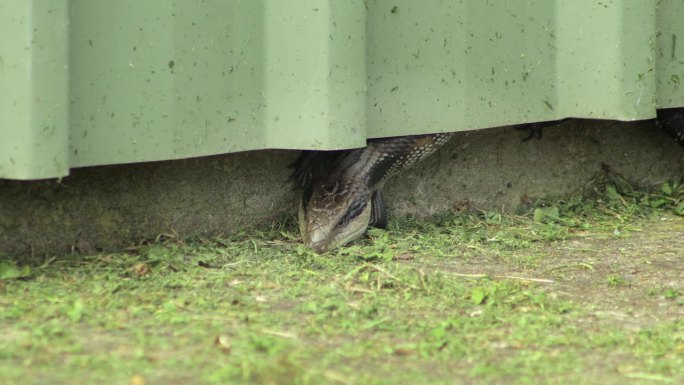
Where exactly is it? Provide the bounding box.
[1,178,683,385]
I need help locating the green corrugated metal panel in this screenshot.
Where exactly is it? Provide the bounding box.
[67,0,367,168]
[1,0,683,180]
[367,0,661,137]
[0,1,70,179]
[657,0,684,108]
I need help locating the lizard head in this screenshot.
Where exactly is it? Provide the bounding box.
[298,178,372,253]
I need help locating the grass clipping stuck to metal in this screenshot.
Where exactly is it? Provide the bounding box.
[1,175,683,385]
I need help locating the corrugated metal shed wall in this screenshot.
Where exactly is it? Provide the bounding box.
[1,0,683,180]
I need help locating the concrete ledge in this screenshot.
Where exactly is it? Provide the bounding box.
[1,120,683,260]
[387,120,684,217]
[0,151,297,259]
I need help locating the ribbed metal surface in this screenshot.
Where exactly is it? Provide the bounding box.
[0,1,70,179]
[1,0,682,180]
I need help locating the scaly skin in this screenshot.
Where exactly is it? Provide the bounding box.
[656,107,684,147]
[292,133,453,253]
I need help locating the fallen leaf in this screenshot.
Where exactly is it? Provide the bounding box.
[0,262,30,280]
[394,348,415,356]
[215,335,232,354]
[133,263,151,277]
[129,375,146,385]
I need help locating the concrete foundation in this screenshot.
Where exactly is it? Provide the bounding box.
[1,119,683,260]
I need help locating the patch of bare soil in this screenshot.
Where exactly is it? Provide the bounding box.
[431,215,684,329]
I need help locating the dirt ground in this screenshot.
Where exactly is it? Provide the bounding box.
[1,204,683,385]
[433,214,684,330]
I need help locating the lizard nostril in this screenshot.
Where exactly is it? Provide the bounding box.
[308,230,327,246]
[305,238,328,254]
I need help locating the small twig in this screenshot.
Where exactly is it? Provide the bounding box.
[360,317,391,331]
[323,370,352,385]
[39,255,58,268]
[345,286,374,294]
[550,263,594,271]
[465,244,488,253]
[261,329,298,339]
[442,272,489,279]
[414,267,429,293]
[496,275,555,283]
[369,264,419,289]
[366,264,399,281]
[344,263,419,290]
[221,261,246,268]
[441,272,555,283]
[623,372,674,383]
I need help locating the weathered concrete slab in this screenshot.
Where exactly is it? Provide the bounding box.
[387,120,684,218]
[1,120,682,260]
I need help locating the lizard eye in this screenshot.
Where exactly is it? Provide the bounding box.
[336,196,368,228]
[322,182,340,196]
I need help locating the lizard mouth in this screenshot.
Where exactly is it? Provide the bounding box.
[305,207,371,253]
[301,195,372,253]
